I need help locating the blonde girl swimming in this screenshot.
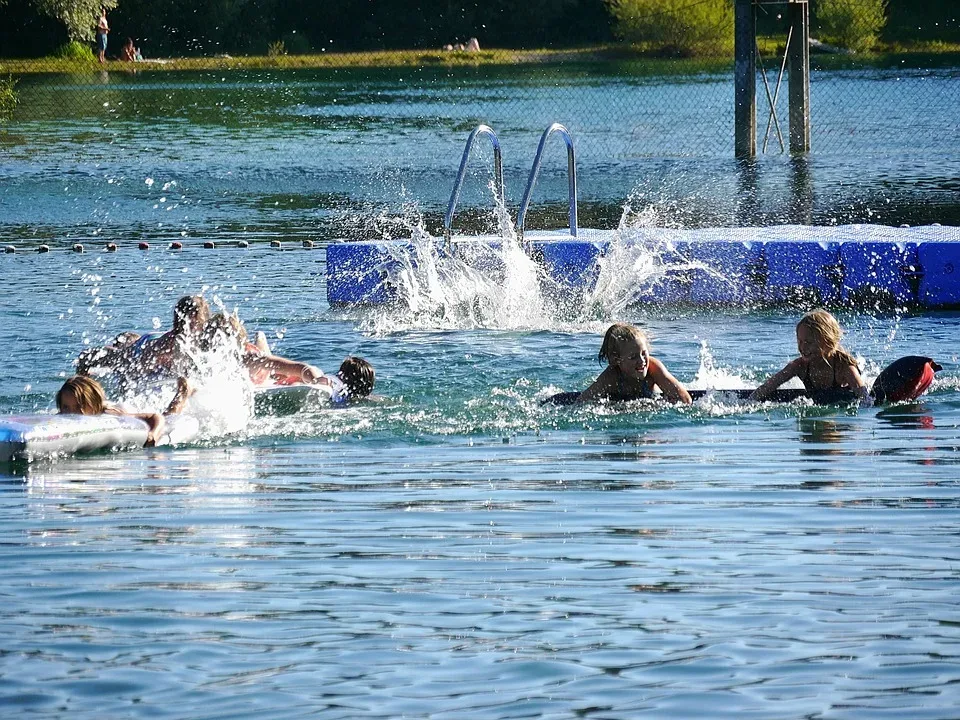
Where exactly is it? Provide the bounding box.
[579,323,691,404]
[751,309,867,401]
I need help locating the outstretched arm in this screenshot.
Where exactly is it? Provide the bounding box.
[751,359,802,401]
[244,353,324,384]
[648,357,692,405]
[577,367,614,403]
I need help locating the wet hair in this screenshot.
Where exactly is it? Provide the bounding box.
[173,295,210,334]
[798,309,858,368]
[56,375,107,415]
[598,323,648,365]
[337,356,375,398]
[200,312,247,352]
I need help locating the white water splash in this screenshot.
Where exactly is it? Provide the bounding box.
[362,194,552,333]
[689,340,754,391]
[356,192,742,332]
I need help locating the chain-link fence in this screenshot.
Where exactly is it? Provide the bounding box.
[1,0,958,244]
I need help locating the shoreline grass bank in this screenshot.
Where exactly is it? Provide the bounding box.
[2,41,959,75]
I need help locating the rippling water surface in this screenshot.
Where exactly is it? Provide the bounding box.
[1,243,959,718]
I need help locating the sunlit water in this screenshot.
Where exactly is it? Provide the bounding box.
[1,225,960,717]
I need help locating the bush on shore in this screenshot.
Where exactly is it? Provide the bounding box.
[606,0,734,56]
[816,0,888,53]
[54,40,96,62]
[0,75,18,122]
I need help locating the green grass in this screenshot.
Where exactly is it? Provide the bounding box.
[0,40,958,75]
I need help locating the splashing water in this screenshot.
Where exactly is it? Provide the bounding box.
[364,192,734,332]
[111,339,254,441]
[363,197,552,333]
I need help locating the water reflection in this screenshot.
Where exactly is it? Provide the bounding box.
[19,445,259,500]
[735,158,759,225]
[789,155,813,225]
[876,403,936,430]
[795,418,857,489]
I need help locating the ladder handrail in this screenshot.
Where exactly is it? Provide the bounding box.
[516,123,578,241]
[444,125,505,248]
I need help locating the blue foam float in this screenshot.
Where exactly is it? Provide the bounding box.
[917,241,960,308]
[325,227,960,309]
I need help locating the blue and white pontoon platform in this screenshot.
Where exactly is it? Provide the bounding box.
[326,124,960,310]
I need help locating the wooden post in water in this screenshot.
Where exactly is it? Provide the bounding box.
[787,0,811,153]
[734,0,757,158]
[735,0,811,157]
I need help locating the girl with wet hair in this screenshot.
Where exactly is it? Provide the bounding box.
[56,374,194,446]
[751,309,867,401]
[579,323,691,404]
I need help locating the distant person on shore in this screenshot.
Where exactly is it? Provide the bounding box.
[120,37,141,62]
[96,9,110,63]
[578,323,691,404]
[443,37,480,52]
[751,309,867,402]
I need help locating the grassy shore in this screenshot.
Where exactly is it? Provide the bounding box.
[1,41,958,74]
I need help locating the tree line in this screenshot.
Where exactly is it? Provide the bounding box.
[0,0,956,59]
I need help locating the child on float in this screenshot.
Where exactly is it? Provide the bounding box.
[578,323,691,404]
[202,314,377,402]
[75,295,211,383]
[56,374,194,447]
[751,309,868,402]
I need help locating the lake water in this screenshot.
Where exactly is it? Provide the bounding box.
[2,61,959,244]
[1,64,960,718]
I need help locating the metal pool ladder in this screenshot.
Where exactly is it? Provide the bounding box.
[444,124,505,250]
[516,123,578,242]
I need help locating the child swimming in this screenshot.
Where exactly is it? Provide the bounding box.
[751,309,867,402]
[325,356,377,403]
[578,323,691,404]
[201,314,377,403]
[74,295,211,384]
[56,375,194,447]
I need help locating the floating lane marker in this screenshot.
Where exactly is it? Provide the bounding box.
[169,241,183,250]
[72,243,84,253]
[38,245,50,253]
[203,241,215,249]
[106,243,118,252]
[138,241,150,250]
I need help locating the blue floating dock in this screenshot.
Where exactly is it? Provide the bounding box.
[327,126,960,311]
[325,225,960,310]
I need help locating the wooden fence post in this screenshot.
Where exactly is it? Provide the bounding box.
[788,0,811,153]
[734,0,757,158]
